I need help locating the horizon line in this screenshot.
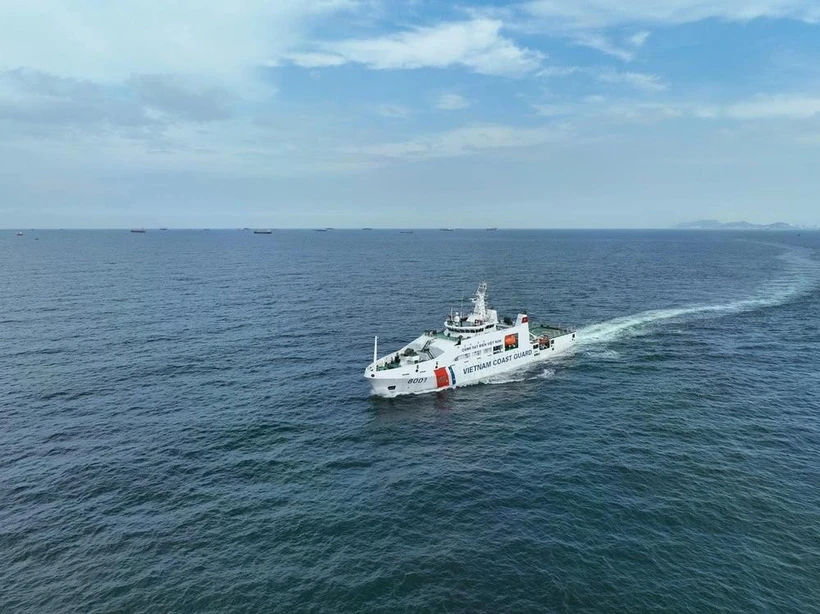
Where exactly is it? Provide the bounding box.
[3,227,817,232]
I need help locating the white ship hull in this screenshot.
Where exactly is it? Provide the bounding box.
[365,288,577,399]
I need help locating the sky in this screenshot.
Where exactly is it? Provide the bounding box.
[2,0,820,228]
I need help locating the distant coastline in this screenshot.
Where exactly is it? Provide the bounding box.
[674,220,811,230]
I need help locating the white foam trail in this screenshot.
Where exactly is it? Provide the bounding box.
[482,366,554,385]
[483,371,529,384]
[578,245,819,347]
[535,367,555,380]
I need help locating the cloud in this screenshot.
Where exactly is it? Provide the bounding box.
[536,65,579,78]
[628,31,651,47]
[573,33,637,61]
[522,0,820,29]
[534,93,820,123]
[597,70,667,91]
[352,123,570,159]
[722,94,820,119]
[0,69,156,136]
[436,94,470,110]
[375,104,412,118]
[282,52,349,68]
[0,68,236,145]
[635,94,820,120]
[0,0,359,82]
[531,103,572,117]
[520,1,820,60]
[284,19,544,76]
[601,102,684,121]
[128,74,234,122]
[529,97,680,123]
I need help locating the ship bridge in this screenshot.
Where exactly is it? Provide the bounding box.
[443,282,500,336]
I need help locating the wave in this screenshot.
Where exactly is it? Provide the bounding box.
[578,244,819,347]
[583,348,622,361]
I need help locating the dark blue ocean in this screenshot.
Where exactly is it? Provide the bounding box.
[2,229,819,613]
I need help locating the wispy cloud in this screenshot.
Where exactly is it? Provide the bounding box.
[722,94,820,119]
[519,1,820,61]
[436,93,470,110]
[597,70,667,91]
[374,104,412,119]
[572,33,637,61]
[530,93,820,123]
[628,31,651,47]
[284,19,544,76]
[531,103,573,117]
[536,65,579,78]
[352,123,570,160]
[622,94,820,120]
[522,0,820,29]
[281,52,348,68]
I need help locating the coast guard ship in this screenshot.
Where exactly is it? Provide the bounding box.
[365,282,576,397]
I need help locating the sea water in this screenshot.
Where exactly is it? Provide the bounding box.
[1,230,819,612]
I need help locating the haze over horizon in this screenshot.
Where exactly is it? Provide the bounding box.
[3,222,814,231]
[3,1,820,229]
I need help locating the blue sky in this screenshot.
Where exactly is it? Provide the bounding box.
[2,0,820,228]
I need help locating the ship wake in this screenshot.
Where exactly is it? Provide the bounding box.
[482,367,555,385]
[578,244,819,347]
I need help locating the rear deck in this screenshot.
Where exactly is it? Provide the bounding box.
[529,323,575,339]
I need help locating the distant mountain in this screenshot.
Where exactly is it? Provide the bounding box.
[675,220,799,230]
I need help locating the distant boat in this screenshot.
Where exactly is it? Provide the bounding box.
[253,229,273,234]
[314,229,328,232]
[16,231,23,236]
[400,230,414,234]
[130,228,146,233]
[486,227,498,231]
[440,228,455,232]
[159,227,168,231]
[362,227,373,230]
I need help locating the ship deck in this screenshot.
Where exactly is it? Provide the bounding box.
[375,323,574,371]
[529,324,575,338]
[430,324,574,340]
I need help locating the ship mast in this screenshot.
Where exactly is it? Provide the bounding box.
[470,282,488,321]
